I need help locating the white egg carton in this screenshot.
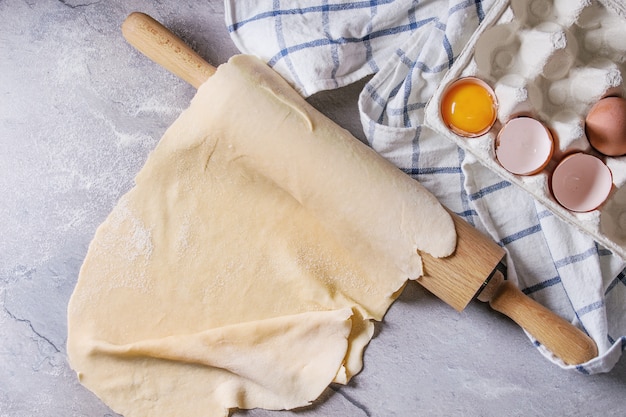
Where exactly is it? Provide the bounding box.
[425,0,626,260]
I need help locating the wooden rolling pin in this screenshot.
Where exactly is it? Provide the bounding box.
[121,12,597,366]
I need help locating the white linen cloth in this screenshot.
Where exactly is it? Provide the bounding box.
[225,0,626,373]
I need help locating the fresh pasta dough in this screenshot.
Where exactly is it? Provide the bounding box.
[67,55,456,417]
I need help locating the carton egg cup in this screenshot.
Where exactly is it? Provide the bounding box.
[424,0,626,260]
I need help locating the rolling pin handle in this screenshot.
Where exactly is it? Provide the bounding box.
[121,12,216,88]
[478,270,598,365]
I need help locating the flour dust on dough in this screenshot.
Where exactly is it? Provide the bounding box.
[67,55,456,417]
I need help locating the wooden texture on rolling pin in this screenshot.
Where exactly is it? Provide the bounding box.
[419,212,505,311]
[122,12,215,88]
[483,273,598,365]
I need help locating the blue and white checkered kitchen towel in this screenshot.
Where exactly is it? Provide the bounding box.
[225,0,626,373]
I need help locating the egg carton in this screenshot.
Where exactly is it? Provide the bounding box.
[425,0,626,260]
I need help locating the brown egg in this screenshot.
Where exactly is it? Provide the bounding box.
[585,96,626,156]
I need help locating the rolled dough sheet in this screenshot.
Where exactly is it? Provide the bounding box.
[67,55,456,417]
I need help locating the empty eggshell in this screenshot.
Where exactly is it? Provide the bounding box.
[551,153,613,212]
[496,117,554,175]
[585,96,626,156]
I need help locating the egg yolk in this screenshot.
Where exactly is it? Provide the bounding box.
[441,78,497,137]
